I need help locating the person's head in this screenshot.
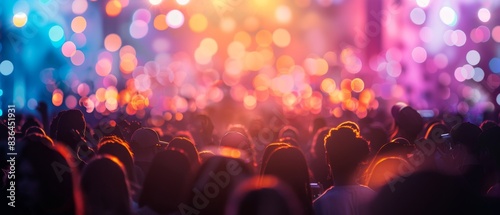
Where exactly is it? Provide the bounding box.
[262,146,312,215]
[130,128,168,161]
[226,176,305,215]
[365,157,412,191]
[21,116,43,137]
[324,127,369,185]
[139,150,193,214]
[220,130,256,169]
[391,103,424,142]
[198,150,216,163]
[25,126,47,136]
[80,155,131,215]
[260,142,290,173]
[189,114,215,147]
[362,123,389,156]
[310,117,327,135]
[182,156,252,215]
[18,134,79,215]
[311,127,330,159]
[278,125,300,141]
[337,120,361,137]
[376,137,414,159]
[97,136,136,184]
[370,171,480,215]
[54,109,87,152]
[167,136,200,169]
[450,122,482,156]
[480,120,498,132]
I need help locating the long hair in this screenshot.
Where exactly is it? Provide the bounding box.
[262,146,313,215]
[139,150,193,214]
[80,155,131,215]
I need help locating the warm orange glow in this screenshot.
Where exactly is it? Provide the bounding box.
[154,14,168,31]
[52,90,64,107]
[320,78,336,93]
[243,94,257,110]
[234,31,252,48]
[351,78,365,93]
[255,30,273,47]
[189,13,207,32]
[106,0,122,17]
[71,16,87,33]
[276,55,295,71]
[104,34,122,52]
[272,28,291,48]
[96,59,112,76]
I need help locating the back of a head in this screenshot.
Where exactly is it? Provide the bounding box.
[18,134,76,215]
[220,131,256,168]
[337,121,361,136]
[311,127,330,159]
[140,150,192,214]
[375,138,414,159]
[370,171,480,215]
[81,156,131,215]
[226,176,305,215]
[261,142,290,172]
[182,156,252,215]
[391,104,424,141]
[366,157,411,191]
[262,146,312,215]
[278,125,300,141]
[480,120,498,132]
[324,127,369,177]
[97,136,136,183]
[55,109,86,150]
[21,116,42,136]
[424,122,449,142]
[450,122,482,155]
[167,137,200,167]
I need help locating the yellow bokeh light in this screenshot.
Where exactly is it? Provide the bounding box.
[227,41,246,59]
[154,14,168,31]
[13,12,28,28]
[243,94,257,110]
[106,0,122,17]
[104,34,122,52]
[275,5,292,24]
[234,31,252,48]
[276,55,295,71]
[244,52,264,71]
[256,30,273,47]
[321,78,336,93]
[351,78,365,93]
[71,16,87,33]
[52,90,64,107]
[273,28,291,48]
[189,13,207,33]
[200,38,218,55]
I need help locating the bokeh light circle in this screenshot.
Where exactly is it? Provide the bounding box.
[166,10,184,29]
[0,60,14,76]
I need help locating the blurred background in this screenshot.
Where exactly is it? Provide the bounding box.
[1,0,500,129]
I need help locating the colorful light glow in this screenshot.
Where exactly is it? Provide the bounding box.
[439,7,457,26]
[166,10,184,29]
[0,60,14,76]
[13,12,27,27]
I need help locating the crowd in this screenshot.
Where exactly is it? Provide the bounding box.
[1,102,500,215]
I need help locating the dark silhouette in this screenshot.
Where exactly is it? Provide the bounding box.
[262,146,313,215]
[80,155,132,215]
[138,150,193,215]
[167,136,201,170]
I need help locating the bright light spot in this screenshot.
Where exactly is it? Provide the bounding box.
[450,30,466,47]
[189,13,207,32]
[321,78,336,93]
[0,60,14,76]
[466,50,480,65]
[411,46,427,63]
[149,0,162,5]
[351,78,365,93]
[489,58,500,74]
[96,59,113,76]
[220,17,236,33]
[255,30,273,47]
[104,34,122,52]
[416,0,430,8]
[52,90,64,107]
[72,0,88,14]
[243,95,257,110]
[49,25,64,42]
[473,67,484,82]
[496,94,500,105]
[272,28,291,48]
[130,20,149,39]
[478,8,491,22]
[166,10,184,29]
[227,41,246,59]
[13,12,27,27]
[71,16,87,33]
[154,14,168,30]
[492,26,500,42]
[62,41,77,57]
[275,5,292,24]
[410,8,426,25]
[106,0,122,17]
[133,9,152,23]
[440,7,457,26]
[71,50,85,66]
[176,0,190,5]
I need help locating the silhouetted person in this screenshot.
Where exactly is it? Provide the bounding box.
[309,127,332,190]
[370,171,481,215]
[364,157,411,191]
[138,150,193,215]
[390,103,424,144]
[220,129,257,170]
[81,155,132,215]
[262,146,314,215]
[198,150,216,163]
[17,134,79,215]
[167,136,201,170]
[130,128,168,177]
[226,176,305,215]
[189,114,216,149]
[180,156,252,215]
[313,127,374,215]
[260,142,290,174]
